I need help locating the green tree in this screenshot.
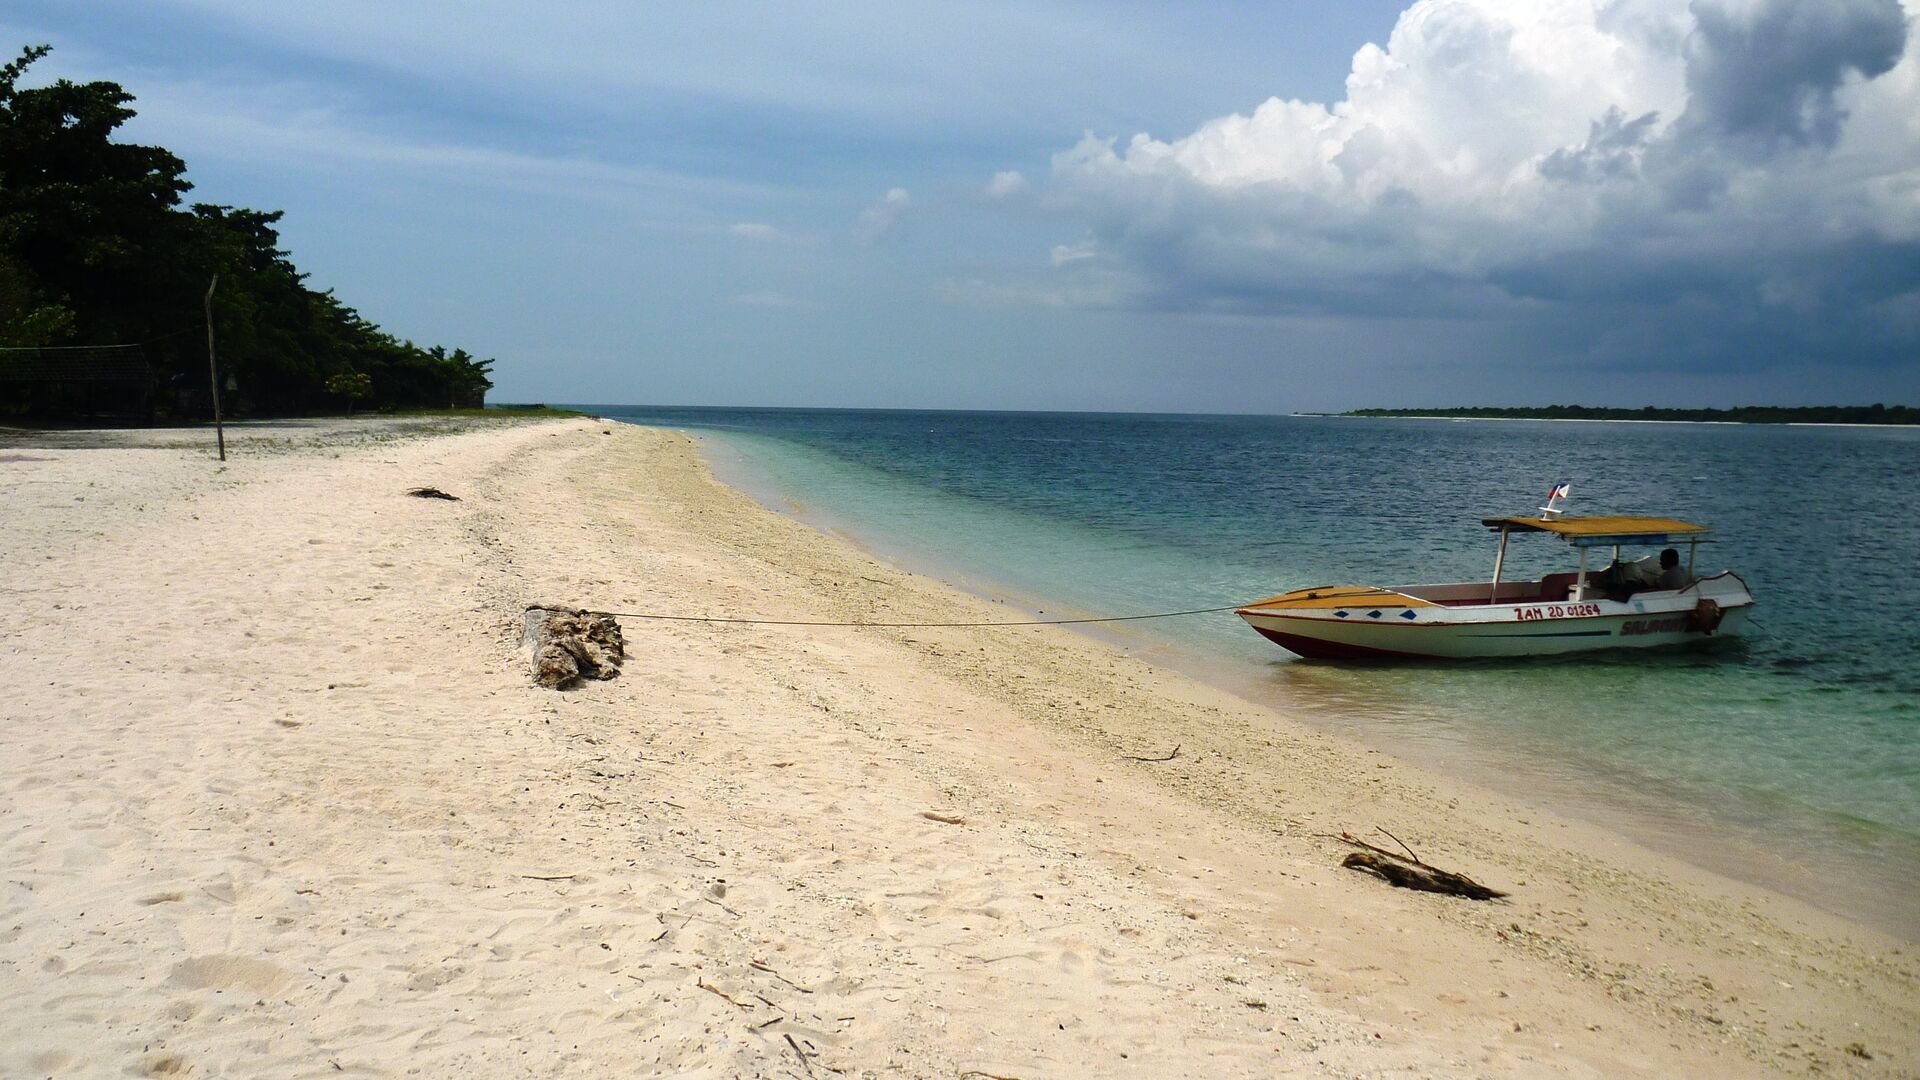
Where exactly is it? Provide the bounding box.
[325,370,372,414]
[0,45,501,418]
[0,248,73,345]
[0,46,194,348]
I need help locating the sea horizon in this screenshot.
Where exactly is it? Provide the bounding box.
[533,401,1920,426]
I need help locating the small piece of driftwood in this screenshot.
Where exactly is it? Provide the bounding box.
[1334,831,1508,900]
[697,979,752,1010]
[523,606,624,689]
[405,486,460,500]
[783,1032,814,1076]
[750,959,815,993]
[920,811,965,826]
[1123,743,1180,762]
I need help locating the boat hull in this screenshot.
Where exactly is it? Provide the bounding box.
[1236,574,1753,660]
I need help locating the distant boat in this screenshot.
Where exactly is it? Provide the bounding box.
[1236,513,1754,660]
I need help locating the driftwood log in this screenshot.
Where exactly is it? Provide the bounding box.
[1335,831,1508,901]
[523,606,624,689]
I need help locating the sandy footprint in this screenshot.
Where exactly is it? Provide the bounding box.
[168,954,296,996]
[138,1050,190,1076]
[14,1049,74,1074]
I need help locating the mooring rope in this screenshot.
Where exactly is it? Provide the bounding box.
[576,603,1245,629]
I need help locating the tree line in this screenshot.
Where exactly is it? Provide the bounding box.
[0,45,493,419]
[1342,404,1917,425]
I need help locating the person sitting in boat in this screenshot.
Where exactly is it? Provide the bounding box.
[1595,555,1648,596]
[1655,547,1691,590]
[1596,549,1685,598]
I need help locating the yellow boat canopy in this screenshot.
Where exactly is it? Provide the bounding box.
[1481,514,1711,547]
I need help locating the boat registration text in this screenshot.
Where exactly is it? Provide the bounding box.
[1513,603,1603,621]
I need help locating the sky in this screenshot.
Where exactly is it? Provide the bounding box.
[7,0,1920,412]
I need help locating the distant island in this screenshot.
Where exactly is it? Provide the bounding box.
[1330,404,1918,425]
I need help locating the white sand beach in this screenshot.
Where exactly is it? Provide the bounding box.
[2,415,1913,1078]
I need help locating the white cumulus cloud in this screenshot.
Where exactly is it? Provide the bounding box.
[1050,239,1097,266]
[856,187,912,241]
[985,170,1030,197]
[1036,0,1920,372]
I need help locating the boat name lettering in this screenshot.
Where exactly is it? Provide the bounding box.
[1621,616,1690,636]
[1512,603,1602,621]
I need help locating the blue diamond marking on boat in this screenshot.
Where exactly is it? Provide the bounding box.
[1367,610,1382,619]
[1335,610,1349,618]
[1400,609,1417,620]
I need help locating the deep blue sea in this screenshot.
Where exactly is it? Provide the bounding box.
[586,406,1919,931]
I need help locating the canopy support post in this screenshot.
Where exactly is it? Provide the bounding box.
[1575,546,1590,601]
[1489,527,1510,604]
[1688,539,1698,579]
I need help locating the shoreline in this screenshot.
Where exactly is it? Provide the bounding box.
[683,421,1919,940]
[4,415,1913,1076]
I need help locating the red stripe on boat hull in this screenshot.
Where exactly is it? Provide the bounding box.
[1249,625,1431,660]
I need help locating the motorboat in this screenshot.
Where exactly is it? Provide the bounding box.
[1236,508,1755,660]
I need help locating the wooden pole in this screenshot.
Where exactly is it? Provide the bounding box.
[204,274,225,461]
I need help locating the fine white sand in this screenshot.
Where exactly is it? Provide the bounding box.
[1,415,1913,1078]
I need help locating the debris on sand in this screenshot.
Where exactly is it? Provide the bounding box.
[523,606,624,689]
[1334,830,1508,901]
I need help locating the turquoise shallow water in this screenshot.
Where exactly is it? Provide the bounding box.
[588,406,1919,931]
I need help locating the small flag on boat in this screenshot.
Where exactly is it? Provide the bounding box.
[1540,482,1571,518]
